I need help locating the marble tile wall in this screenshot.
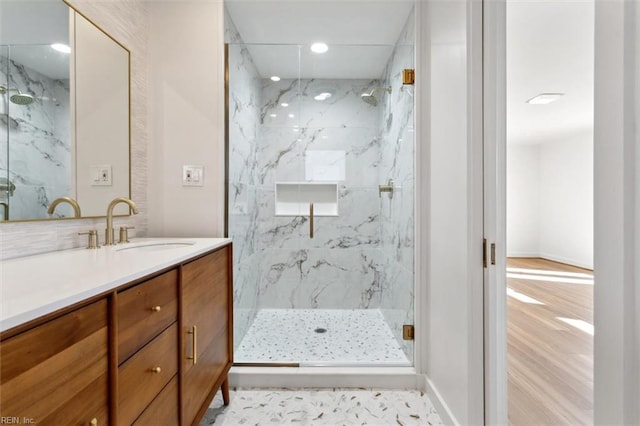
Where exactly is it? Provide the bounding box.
[0,54,72,220]
[378,8,416,361]
[256,78,383,310]
[0,0,148,261]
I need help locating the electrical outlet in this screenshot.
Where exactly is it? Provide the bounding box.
[183,165,204,187]
[90,165,112,186]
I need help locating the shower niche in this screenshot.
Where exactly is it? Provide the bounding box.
[274,182,338,216]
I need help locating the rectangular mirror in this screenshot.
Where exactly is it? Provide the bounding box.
[0,0,130,221]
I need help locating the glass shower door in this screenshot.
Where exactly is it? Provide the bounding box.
[228,17,416,366]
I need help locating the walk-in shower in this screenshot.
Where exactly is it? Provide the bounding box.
[225,2,416,367]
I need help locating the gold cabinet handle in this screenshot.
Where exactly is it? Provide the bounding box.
[150,305,161,312]
[150,367,162,373]
[90,419,97,426]
[187,325,197,365]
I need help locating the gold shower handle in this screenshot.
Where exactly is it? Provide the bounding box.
[309,202,314,239]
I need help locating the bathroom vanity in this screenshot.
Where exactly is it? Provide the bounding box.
[0,238,232,425]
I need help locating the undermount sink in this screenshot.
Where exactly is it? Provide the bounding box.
[115,241,196,252]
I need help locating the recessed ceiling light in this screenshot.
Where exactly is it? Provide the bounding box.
[314,92,332,101]
[51,43,71,54]
[270,76,281,82]
[526,93,564,105]
[281,102,289,107]
[310,42,329,54]
[288,113,295,118]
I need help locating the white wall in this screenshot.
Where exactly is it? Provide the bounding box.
[594,0,639,423]
[506,144,539,257]
[539,132,594,269]
[418,1,484,424]
[507,132,594,269]
[147,1,225,238]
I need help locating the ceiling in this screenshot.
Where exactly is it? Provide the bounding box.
[507,0,594,145]
[225,0,415,79]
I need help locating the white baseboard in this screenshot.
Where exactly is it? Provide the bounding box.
[538,252,593,270]
[423,375,459,426]
[506,252,593,270]
[505,252,539,258]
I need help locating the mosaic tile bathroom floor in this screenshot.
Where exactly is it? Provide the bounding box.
[200,388,444,426]
[234,309,410,365]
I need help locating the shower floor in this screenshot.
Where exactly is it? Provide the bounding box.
[234,309,410,366]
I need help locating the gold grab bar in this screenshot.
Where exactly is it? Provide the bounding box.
[309,202,314,239]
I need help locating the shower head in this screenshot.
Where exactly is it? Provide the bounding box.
[0,86,35,105]
[361,92,378,106]
[10,90,34,105]
[360,86,392,106]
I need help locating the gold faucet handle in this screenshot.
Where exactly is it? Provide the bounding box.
[118,226,135,244]
[78,230,100,249]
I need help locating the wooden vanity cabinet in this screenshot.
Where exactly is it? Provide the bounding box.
[0,242,232,426]
[181,245,233,425]
[0,300,109,425]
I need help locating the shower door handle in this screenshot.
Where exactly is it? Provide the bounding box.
[309,202,314,239]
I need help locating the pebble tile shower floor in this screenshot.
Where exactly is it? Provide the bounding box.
[201,388,444,426]
[234,309,410,365]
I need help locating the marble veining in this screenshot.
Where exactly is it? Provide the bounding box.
[201,388,443,426]
[0,53,71,220]
[235,309,408,365]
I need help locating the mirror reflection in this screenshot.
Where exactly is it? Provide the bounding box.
[0,0,130,221]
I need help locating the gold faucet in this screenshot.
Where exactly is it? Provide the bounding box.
[105,197,139,245]
[47,197,81,218]
[0,202,8,221]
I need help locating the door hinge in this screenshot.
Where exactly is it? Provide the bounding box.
[402,69,415,85]
[403,325,415,341]
[483,238,488,268]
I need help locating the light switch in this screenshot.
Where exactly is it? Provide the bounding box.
[183,165,204,187]
[90,165,112,186]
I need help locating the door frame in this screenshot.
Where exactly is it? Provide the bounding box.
[482,0,508,424]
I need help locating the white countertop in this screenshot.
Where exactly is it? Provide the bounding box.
[0,237,231,333]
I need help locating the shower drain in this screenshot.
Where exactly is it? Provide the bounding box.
[314,327,327,334]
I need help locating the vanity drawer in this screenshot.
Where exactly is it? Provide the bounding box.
[0,300,109,425]
[118,268,178,363]
[133,375,179,426]
[118,322,178,425]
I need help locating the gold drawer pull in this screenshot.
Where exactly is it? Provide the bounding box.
[90,419,98,426]
[150,367,162,373]
[187,325,197,365]
[150,305,162,312]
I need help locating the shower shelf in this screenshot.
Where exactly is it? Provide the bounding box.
[274,182,338,216]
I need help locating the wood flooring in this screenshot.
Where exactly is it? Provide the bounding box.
[507,258,593,426]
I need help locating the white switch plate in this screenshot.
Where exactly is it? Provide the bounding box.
[183,165,204,187]
[90,165,112,186]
